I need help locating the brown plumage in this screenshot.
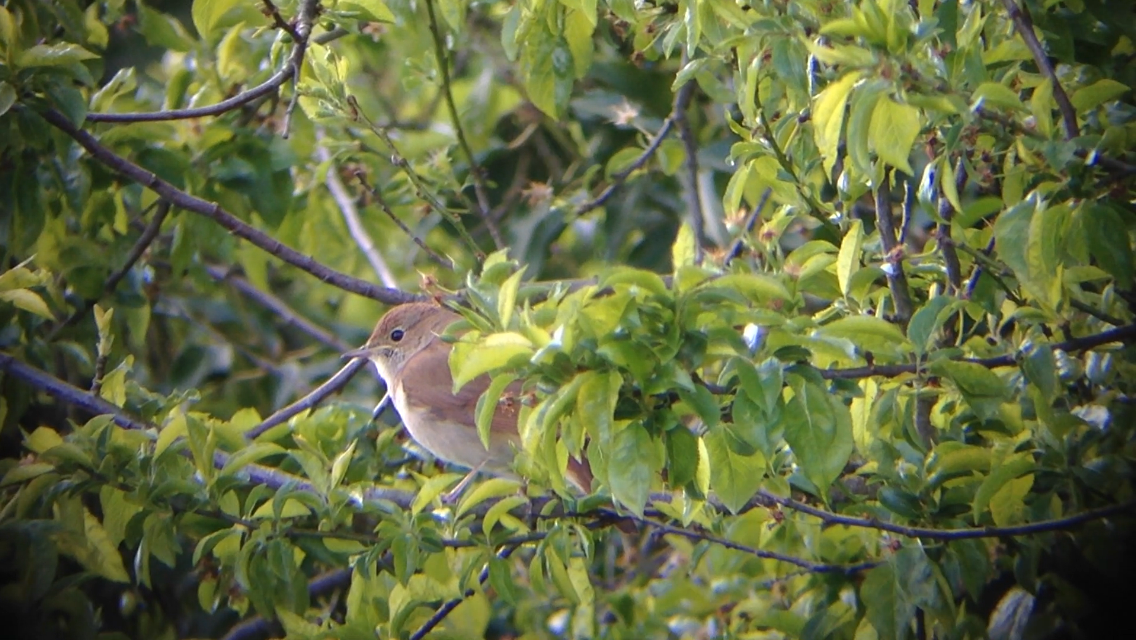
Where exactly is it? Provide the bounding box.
[347,302,592,493]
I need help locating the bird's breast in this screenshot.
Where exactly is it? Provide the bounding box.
[389,383,520,475]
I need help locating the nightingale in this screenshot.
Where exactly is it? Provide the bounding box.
[345,302,593,495]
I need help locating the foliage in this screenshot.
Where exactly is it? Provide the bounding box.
[1,0,1135,639]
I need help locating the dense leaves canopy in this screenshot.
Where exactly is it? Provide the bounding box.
[1,0,1135,639]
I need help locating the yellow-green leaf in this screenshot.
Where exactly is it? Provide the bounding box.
[813,72,861,175]
[869,98,920,175]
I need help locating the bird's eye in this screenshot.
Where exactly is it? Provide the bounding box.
[390,329,404,342]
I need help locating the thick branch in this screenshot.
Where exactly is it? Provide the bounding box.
[4,353,1133,552]
[874,173,914,324]
[38,107,420,305]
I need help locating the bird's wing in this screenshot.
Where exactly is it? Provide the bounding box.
[400,339,523,437]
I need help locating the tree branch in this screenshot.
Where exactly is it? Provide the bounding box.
[5,352,1134,553]
[37,107,420,305]
[86,0,321,123]
[354,170,456,271]
[874,172,914,324]
[408,544,521,640]
[47,200,172,340]
[751,489,1136,540]
[204,264,353,352]
[316,138,398,287]
[575,81,695,216]
[245,358,368,439]
[815,323,1136,380]
[1000,0,1078,140]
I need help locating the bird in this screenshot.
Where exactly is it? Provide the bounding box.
[345,302,593,496]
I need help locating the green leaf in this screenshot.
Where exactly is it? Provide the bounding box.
[497,269,524,329]
[672,222,697,270]
[1071,79,1129,111]
[989,474,1033,526]
[522,31,573,119]
[607,423,654,516]
[705,428,764,513]
[930,359,1009,416]
[1026,203,1069,308]
[476,374,518,450]
[972,82,1024,111]
[329,439,358,489]
[812,72,861,175]
[456,477,523,518]
[1021,342,1057,398]
[221,443,286,476]
[837,219,864,298]
[1083,204,1134,289]
[1030,78,1054,137]
[410,473,463,515]
[972,453,1034,523]
[0,288,53,319]
[907,296,954,356]
[665,426,700,489]
[451,333,533,391]
[861,547,935,640]
[15,43,98,68]
[700,273,790,302]
[0,81,16,118]
[816,316,911,358]
[783,380,853,495]
[576,370,620,443]
[869,98,921,175]
[338,0,396,23]
[191,0,261,41]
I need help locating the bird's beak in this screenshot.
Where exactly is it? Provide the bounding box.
[342,345,373,360]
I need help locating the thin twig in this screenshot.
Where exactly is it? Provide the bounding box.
[245,358,368,439]
[814,323,1136,380]
[575,82,696,216]
[964,236,997,300]
[673,79,705,260]
[937,159,965,294]
[204,264,352,352]
[352,97,486,262]
[874,172,915,324]
[409,544,521,640]
[260,0,300,40]
[975,107,1135,176]
[86,0,320,123]
[353,170,456,270]
[316,138,398,287]
[635,516,880,574]
[47,200,172,340]
[424,0,502,249]
[726,187,773,265]
[220,568,353,640]
[37,107,420,305]
[1000,0,1078,140]
[753,489,1136,540]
